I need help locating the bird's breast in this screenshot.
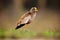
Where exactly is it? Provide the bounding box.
[31,13,36,20]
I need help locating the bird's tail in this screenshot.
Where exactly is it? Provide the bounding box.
[15,24,25,30]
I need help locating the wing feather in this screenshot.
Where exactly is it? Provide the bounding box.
[21,15,31,24]
[17,12,31,24]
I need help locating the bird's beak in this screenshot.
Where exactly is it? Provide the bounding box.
[35,9,38,12]
[35,8,38,12]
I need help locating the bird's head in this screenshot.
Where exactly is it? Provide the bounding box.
[30,7,38,13]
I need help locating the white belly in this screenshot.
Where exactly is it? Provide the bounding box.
[31,13,36,20]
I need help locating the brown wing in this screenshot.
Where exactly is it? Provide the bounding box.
[21,11,30,19]
[17,11,31,25]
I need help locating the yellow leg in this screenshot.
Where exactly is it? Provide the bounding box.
[23,24,30,31]
[24,24,29,28]
[19,26,25,30]
[20,24,30,31]
[19,27,23,30]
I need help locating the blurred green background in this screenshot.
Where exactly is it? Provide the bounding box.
[0,0,60,39]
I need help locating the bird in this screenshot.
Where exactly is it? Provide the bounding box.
[15,7,38,30]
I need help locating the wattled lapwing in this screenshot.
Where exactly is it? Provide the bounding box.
[15,7,38,30]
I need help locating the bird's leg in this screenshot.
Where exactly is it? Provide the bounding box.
[24,24,30,31]
[25,24,29,28]
[20,27,23,30]
[19,24,29,30]
[24,20,31,28]
[19,26,25,30]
